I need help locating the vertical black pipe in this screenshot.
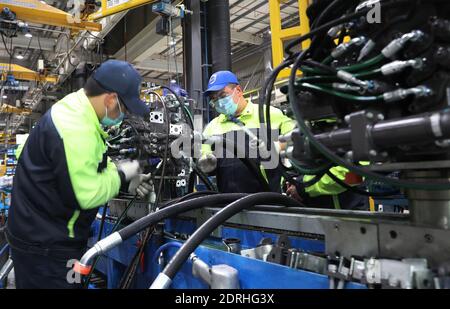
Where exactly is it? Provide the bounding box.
[206,0,232,72]
[183,0,203,107]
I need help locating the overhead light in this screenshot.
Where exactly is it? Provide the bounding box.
[16,53,24,60]
[2,95,7,99]
[24,32,33,38]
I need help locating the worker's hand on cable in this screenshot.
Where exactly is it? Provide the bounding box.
[198,153,217,173]
[286,181,303,202]
[117,160,142,181]
[128,173,155,199]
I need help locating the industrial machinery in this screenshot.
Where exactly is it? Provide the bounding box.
[74,0,450,290]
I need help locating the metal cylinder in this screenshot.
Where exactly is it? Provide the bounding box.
[405,170,450,229]
[206,0,232,72]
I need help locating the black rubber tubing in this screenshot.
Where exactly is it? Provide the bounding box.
[161,192,302,279]
[117,193,246,240]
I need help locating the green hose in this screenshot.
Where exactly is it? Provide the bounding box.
[289,51,450,191]
[290,160,333,175]
[298,83,383,102]
[301,54,385,75]
[297,68,381,84]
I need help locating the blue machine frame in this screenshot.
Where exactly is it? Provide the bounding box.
[89,215,366,289]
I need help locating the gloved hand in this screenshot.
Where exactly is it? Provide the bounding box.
[117,160,142,181]
[197,153,217,173]
[128,173,155,199]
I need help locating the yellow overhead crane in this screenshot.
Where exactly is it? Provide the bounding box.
[0,0,102,33]
[0,105,31,115]
[87,0,159,21]
[0,63,58,84]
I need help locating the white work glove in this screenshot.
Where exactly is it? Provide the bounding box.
[128,173,155,199]
[117,160,142,181]
[198,153,217,173]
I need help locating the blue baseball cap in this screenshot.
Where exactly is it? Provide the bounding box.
[205,71,239,95]
[92,60,150,117]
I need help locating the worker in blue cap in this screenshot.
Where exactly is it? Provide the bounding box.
[200,71,369,211]
[6,60,153,288]
[199,70,296,193]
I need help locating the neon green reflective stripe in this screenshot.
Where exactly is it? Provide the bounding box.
[67,210,80,238]
[203,103,295,137]
[332,195,341,209]
[51,89,121,210]
[202,103,296,155]
[304,166,348,197]
[259,165,269,183]
[15,143,25,160]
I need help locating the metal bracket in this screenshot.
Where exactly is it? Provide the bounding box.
[348,110,385,162]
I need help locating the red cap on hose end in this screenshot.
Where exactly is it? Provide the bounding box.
[73,260,92,275]
[345,172,363,185]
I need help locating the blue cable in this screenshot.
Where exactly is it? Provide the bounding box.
[0,244,9,257]
[153,241,183,263]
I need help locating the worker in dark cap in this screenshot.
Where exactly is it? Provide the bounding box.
[6,60,152,289]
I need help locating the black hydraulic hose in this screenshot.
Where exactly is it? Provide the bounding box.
[288,49,450,190]
[258,58,295,154]
[187,171,195,193]
[119,227,156,289]
[83,195,138,288]
[303,60,337,74]
[97,205,108,243]
[284,0,416,56]
[192,164,217,192]
[160,85,194,130]
[148,91,170,204]
[162,190,218,208]
[117,194,246,241]
[156,193,302,284]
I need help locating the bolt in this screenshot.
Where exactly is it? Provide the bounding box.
[366,112,374,119]
[369,149,378,157]
[345,115,351,124]
[377,114,385,121]
[381,152,389,158]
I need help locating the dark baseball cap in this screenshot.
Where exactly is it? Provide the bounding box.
[92,60,150,117]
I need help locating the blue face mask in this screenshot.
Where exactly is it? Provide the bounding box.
[101,97,124,127]
[213,89,238,117]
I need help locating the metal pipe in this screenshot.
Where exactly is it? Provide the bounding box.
[206,0,232,72]
[0,258,13,283]
[313,110,450,152]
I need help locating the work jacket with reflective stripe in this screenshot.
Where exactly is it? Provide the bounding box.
[202,102,296,193]
[7,89,121,250]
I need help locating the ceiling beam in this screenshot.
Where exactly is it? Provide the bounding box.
[134,56,183,74]
[230,29,263,45]
[0,35,56,52]
[114,14,262,66]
